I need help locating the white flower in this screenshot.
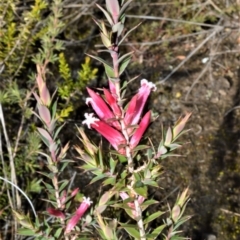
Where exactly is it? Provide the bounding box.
[141,79,157,91]
[82,113,99,129]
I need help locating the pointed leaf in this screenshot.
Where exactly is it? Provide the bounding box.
[119,0,133,18]
[143,211,165,224]
[150,224,166,239]
[89,174,107,184]
[119,55,131,75]
[118,22,142,46]
[164,126,172,146]
[18,228,36,236]
[121,226,140,239]
[96,4,113,25]
[104,64,115,78]
[118,51,134,64]
[86,54,112,68]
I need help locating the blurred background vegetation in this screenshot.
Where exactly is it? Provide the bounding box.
[0,0,240,239]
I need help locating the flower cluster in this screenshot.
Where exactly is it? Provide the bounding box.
[82,79,156,155]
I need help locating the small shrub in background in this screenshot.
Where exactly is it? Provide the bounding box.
[1,0,191,239]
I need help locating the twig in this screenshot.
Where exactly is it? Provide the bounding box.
[185,61,211,101]
[126,14,222,28]
[157,25,223,84]
[13,88,36,159]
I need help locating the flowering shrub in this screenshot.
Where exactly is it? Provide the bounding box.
[11,0,191,239]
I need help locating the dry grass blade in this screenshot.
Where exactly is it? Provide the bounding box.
[0,177,37,218]
[0,104,21,209]
[158,25,223,85]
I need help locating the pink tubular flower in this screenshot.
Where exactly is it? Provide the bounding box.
[82,113,126,154]
[119,192,145,218]
[47,208,65,219]
[124,79,156,127]
[65,197,92,234]
[86,87,114,120]
[129,111,151,149]
[103,88,122,117]
[86,88,121,130]
[124,95,137,126]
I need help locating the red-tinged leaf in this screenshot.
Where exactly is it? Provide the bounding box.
[173,112,191,139]
[37,128,52,145]
[143,211,165,224]
[99,190,116,207]
[32,92,41,104]
[96,205,107,214]
[156,145,167,158]
[177,188,190,207]
[171,205,181,222]
[106,0,120,17]
[164,126,172,146]
[37,104,51,127]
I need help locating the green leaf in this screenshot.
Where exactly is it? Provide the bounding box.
[89,174,107,184]
[118,154,127,163]
[150,224,166,239]
[104,64,115,78]
[18,228,36,236]
[142,179,158,188]
[143,211,165,224]
[53,123,65,140]
[118,51,134,64]
[120,224,140,239]
[118,22,142,46]
[142,199,159,206]
[28,179,42,193]
[86,54,112,69]
[59,179,69,192]
[134,186,147,198]
[54,228,62,238]
[119,55,131,75]
[96,4,113,25]
[119,0,133,18]
[103,177,116,186]
[51,101,57,119]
